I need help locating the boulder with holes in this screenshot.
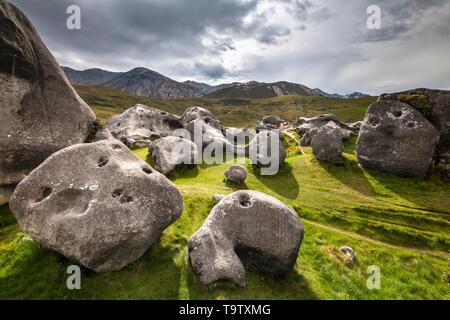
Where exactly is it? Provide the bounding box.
[224,165,247,184]
[149,136,199,175]
[107,104,182,148]
[188,190,304,287]
[378,88,450,178]
[0,1,96,186]
[357,100,439,178]
[9,139,184,272]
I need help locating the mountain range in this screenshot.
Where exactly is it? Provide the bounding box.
[62,66,369,100]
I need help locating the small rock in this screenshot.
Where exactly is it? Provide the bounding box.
[339,246,357,264]
[311,122,346,162]
[224,165,248,184]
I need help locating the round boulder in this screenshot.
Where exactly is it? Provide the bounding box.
[311,122,346,162]
[188,190,304,287]
[224,165,247,184]
[9,139,184,272]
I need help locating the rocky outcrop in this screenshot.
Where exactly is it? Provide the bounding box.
[296,114,357,139]
[188,190,304,287]
[180,106,230,147]
[248,131,286,174]
[357,100,439,178]
[224,165,247,184]
[311,122,346,162]
[9,139,184,272]
[107,104,182,147]
[149,136,199,175]
[256,116,285,133]
[379,88,450,178]
[0,2,96,185]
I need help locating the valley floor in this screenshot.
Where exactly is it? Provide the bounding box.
[1,140,449,300]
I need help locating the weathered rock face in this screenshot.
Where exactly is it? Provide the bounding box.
[357,100,439,178]
[107,104,182,147]
[248,131,286,175]
[311,122,345,162]
[0,2,96,185]
[379,88,450,177]
[188,190,304,287]
[149,136,199,175]
[256,116,284,132]
[224,165,247,184]
[9,139,184,272]
[0,185,14,205]
[180,106,230,148]
[296,114,357,138]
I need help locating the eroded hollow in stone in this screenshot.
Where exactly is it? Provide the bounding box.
[142,167,153,174]
[239,194,252,207]
[36,186,52,202]
[393,110,403,117]
[112,189,123,198]
[98,156,109,167]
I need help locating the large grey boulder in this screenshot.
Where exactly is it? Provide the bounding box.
[379,88,450,178]
[248,131,286,175]
[107,104,182,147]
[149,136,199,175]
[224,127,255,145]
[224,165,247,184]
[188,190,304,287]
[357,100,439,178]
[9,139,184,272]
[0,1,96,185]
[311,121,346,162]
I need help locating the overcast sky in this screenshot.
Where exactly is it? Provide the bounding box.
[10,0,450,95]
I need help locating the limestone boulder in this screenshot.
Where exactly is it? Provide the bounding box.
[188,190,304,287]
[107,104,182,147]
[311,121,346,162]
[357,100,439,178]
[9,139,184,272]
[248,131,286,175]
[149,136,198,175]
[0,1,96,185]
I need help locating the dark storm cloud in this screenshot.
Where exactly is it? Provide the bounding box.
[194,62,229,79]
[356,0,448,42]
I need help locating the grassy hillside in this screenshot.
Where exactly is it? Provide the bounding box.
[1,87,448,300]
[75,85,377,127]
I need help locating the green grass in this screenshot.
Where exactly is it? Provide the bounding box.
[1,88,449,300]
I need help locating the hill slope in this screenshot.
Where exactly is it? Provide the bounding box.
[74,85,377,127]
[207,81,317,99]
[62,67,122,85]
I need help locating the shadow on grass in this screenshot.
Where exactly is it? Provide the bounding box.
[251,163,300,200]
[186,263,318,300]
[366,170,450,213]
[317,157,375,197]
